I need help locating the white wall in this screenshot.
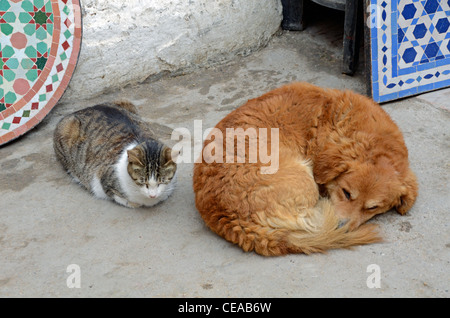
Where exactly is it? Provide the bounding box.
[63,0,282,101]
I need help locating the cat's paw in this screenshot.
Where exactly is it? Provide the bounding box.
[126,201,143,209]
[113,195,141,209]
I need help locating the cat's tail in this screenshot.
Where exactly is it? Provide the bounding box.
[200,198,382,256]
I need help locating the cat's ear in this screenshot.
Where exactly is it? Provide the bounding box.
[127,146,145,167]
[162,146,179,164]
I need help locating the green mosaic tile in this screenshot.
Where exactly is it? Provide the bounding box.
[36,56,47,70]
[5,92,17,104]
[34,10,48,25]
[6,58,19,69]
[1,23,13,35]
[21,0,34,12]
[21,58,35,69]
[26,69,38,81]
[36,42,48,54]
[36,27,48,40]
[45,1,52,12]
[2,46,14,58]
[64,29,72,39]
[25,46,37,58]
[0,0,11,11]
[1,122,11,130]
[47,23,53,35]
[19,12,32,24]
[62,5,70,15]
[3,69,15,82]
[3,12,16,23]
[23,23,35,35]
[34,0,44,8]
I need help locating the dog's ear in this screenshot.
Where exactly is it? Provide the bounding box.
[395,168,418,215]
[313,146,349,184]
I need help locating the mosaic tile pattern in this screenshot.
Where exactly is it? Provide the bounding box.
[368,0,450,102]
[0,0,81,145]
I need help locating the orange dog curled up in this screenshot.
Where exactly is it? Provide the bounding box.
[193,82,418,256]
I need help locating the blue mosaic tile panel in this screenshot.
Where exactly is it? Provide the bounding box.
[369,0,450,102]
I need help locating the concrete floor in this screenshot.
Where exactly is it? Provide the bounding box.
[1,13,449,297]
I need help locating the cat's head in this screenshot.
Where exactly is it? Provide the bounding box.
[126,141,177,199]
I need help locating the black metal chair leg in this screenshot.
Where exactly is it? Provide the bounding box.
[342,0,360,75]
[281,0,305,31]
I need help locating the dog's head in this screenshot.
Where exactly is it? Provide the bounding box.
[314,136,418,230]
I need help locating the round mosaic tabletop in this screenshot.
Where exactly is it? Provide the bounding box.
[0,0,81,145]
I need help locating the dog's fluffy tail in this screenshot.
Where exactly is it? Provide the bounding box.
[281,199,382,255]
[203,198,382,256]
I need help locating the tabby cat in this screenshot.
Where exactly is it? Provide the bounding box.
[53,101,177,208]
